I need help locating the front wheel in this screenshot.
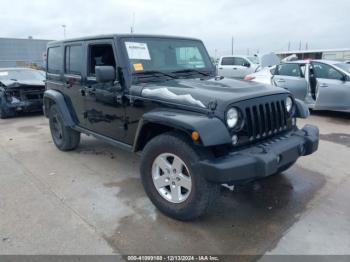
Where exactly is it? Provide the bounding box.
[140,133,220,221]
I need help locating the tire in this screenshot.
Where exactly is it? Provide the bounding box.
[49,104,80,151]
[140,132,220,221]
[0,107,8,119]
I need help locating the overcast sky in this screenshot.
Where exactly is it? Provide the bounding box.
[1,0,349,57]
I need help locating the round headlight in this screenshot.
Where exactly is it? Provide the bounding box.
[285,97,293,113]
[226,108,239,128]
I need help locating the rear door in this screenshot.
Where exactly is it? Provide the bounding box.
[272,63,308,100]
[312,61,350,111]
[218,57,235,77]
[62,43,86,126]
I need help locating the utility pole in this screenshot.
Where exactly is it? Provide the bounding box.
[130,12,135,34]
[231,37,234,55]
[299,40,302,51]
[305,42,309,50]
[288,41,291,51]
[62,24,66,39]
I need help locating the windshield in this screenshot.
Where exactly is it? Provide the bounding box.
[0,69,45,82]
[247,56,260,64]
[122,37,213,75]
[335,63,350,74]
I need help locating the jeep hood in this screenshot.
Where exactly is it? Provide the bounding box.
[138,77,288,112]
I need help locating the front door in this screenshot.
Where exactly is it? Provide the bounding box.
[82,40,127,140]
[312,61,350,111]
[272,63,308,100]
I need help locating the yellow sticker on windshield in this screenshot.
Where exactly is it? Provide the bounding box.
[133,63,144,71]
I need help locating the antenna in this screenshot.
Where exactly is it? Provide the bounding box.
[62,24,66,39]
[130,12,135,34]
[231,36,234,55]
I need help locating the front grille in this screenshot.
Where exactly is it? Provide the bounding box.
[232,95,293,146]
[245,100,288,140]
[5,86,44,101]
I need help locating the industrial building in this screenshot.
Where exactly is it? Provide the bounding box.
[276,48,350,60]
[0,37,52,69]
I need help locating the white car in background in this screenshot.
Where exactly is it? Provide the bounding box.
[245,60,350,113]
[244,66,276,84]
[217,55,260,78]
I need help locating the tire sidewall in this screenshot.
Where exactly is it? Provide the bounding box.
[49,105,66,149]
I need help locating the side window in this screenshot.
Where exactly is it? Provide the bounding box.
[65,45,83,75]
[276,64,301,77]
[221,57,234,66]
[47,46,62,74]
[88,44,116,76]
[233,57,247,66]
[313,62,344,80]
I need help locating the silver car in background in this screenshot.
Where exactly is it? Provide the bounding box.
[245,60,350,113]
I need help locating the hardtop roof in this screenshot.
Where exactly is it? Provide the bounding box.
[47,34,202,46]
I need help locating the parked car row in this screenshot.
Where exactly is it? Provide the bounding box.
[244,60,350,113]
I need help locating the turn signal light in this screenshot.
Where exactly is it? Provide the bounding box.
[244,76,255,81]
[191,131,200,141]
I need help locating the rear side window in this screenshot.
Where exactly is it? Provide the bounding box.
[65,45,83,75]
[221,57,235,65]
[47,46,63,74]
[234,57,248,66]
[276,63,301,77]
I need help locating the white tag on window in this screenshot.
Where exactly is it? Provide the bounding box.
[0,71,9,76]
[125,42,151,60]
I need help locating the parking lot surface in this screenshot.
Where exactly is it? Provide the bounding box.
[0,112,349,257]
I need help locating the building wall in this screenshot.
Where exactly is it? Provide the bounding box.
[277,49,350,61]
[0,38,51,69]
[322,51,350,60]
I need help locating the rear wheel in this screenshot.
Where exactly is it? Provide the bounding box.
[140,132,220,221]
[49,104,80,151]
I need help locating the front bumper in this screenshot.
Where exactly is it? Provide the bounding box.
[195,124,319,184]
[4,99,43,112]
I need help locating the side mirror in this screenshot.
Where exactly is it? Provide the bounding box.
[95,66,116,83]
[244,62,251,68]
[341,74,348,82]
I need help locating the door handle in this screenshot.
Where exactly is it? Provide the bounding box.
[218,67,223,70]
[320,84,328,88]
[233,68,238,70]
[276,79,285,83]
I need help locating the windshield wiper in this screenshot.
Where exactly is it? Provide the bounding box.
[134,70,177,79]
[172,69,211,77]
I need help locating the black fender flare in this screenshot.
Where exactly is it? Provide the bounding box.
[133,108,232,151]
[43,89,76,127]
[294,99,310,119]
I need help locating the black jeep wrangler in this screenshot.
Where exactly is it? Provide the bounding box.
[44,34,319,221]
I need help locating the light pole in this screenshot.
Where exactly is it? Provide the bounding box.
[62,24,66,39]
